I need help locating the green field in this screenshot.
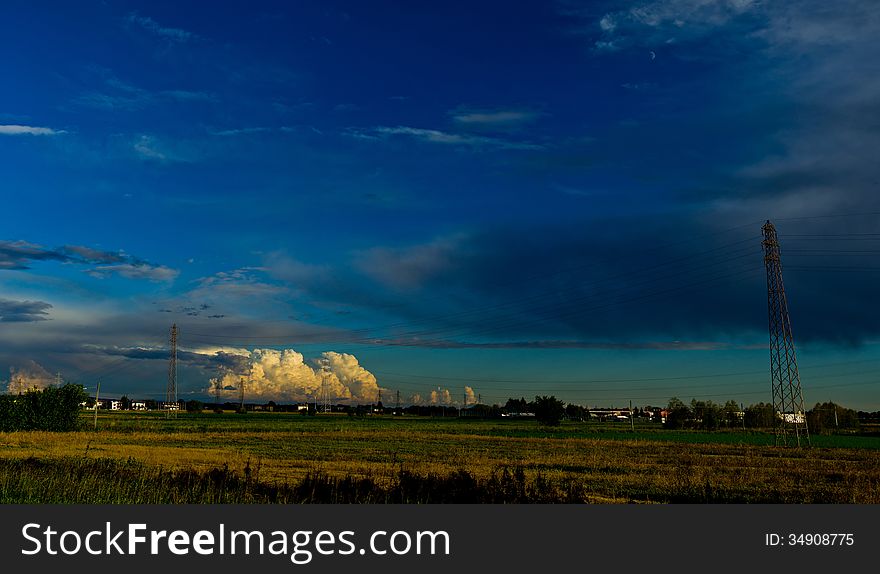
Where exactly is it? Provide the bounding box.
[1,411,879,503]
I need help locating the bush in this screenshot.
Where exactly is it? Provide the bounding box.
[0,384,87,432]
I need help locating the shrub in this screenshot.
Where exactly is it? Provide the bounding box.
[0,384,87,431]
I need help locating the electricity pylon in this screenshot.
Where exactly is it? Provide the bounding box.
[166,323,178,419]
[762,221,809,447]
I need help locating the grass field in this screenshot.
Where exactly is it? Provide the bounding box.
[2,411,879,503]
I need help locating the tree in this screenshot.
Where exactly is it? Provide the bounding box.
[565,403,586,421]
[664,397,692,429]
[120,395,132,411]
[690,399,721,430]
[186,400,204,412]
[808,401,860,434]
[504,397,529,414]
[723,400,741,428]
[533,395,565,426]
[744,402,775,428]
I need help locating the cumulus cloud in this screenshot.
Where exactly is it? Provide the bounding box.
[207,348,380,403]
[0,298,53,322]
[0,124,66,136]
[5,360,55,393]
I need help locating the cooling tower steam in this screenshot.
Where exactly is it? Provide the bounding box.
[5,360,55,393]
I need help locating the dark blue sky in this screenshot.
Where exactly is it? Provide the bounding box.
[1,0,878,408]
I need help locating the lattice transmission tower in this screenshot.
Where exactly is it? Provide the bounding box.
[166,323,178,418]
[322,377,331,413]
[762,221,809,447]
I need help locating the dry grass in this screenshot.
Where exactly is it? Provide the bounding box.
[1,412,879,503]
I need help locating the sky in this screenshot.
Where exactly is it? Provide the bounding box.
[1,0,879,409]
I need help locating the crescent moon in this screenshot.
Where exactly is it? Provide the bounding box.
[650,51,656,60]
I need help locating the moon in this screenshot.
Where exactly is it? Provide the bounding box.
[650,51,656,60]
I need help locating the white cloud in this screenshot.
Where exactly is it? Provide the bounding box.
[132,135,192,162]
[133,135,167,160]
[0,124,65,136]
[582,0,759,50]
[207,348,381,403]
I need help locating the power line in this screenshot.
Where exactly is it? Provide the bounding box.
[371,359,878,385]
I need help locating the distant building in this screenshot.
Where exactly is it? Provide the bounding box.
[779,412,805,424]
[131,401,147,411]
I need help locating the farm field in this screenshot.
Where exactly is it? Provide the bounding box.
[1,411,879,503]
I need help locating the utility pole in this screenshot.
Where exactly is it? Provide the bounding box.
[239,377,245,412]
[762,221,809,447]
[396,389,401,414]
[630,400,634,431]
[94,381,101,430]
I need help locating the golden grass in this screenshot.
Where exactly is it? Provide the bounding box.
[2,421,880,503]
